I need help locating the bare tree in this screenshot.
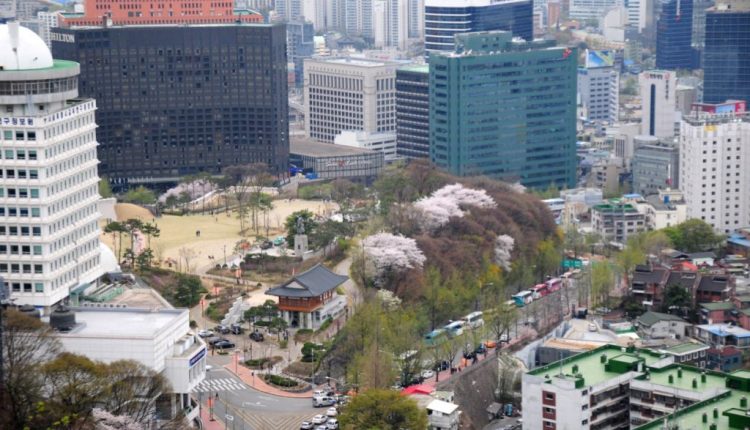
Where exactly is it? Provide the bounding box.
[178,247,198,273]
[1,310,62,429]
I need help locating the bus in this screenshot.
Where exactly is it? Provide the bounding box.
[531,284,548,299]
[424,329,447,346]
[444,321,465,337]
[546,278,562,293]
[512,291,533,307]
[463,311,484,329]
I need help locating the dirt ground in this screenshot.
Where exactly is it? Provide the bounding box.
[100,199,338,273]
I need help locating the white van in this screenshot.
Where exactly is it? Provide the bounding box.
[313,396,336,408]
[463,311,484,329]
[444,321,465,337]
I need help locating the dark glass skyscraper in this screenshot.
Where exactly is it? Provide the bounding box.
[51,24,289,186]
[429,31,577,189]
[656,0,697,70]
[424,0,533,54]
[396,65,430,159]
[703,0,750,104]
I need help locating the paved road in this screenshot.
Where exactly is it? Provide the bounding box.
[197,367,318,430]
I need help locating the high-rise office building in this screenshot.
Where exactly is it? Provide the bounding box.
[276,0,304,22]
[656,0,697,70]
[680,100,750,233]
[703,0,750,104]
[569,0,619,21]
[626,0,654,32]
[578,50,619,124]
[1,23,103,309]
[408,0,424,38]
[424,0,533,54]
[640,70,677,139]
[691,0,714,62]
[59,0,263,26]
[396,65,430,159]
[52,23,289,186]
[373,0,409,49]
[429,31,577,188]
[304,57,400,143]
[287,21,315,87]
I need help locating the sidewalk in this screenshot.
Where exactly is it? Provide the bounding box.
[199,406,225,430]
[224,363,313,398]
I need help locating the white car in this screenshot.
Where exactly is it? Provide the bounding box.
[326,418,339,429]
[326,407,338,417]
[198,329,214,338]
[588,323,597,332]
[312,414,327,425]
[421,369,435,380]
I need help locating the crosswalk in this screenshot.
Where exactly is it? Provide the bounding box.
[193,377,246,393]
[235,410,317,430]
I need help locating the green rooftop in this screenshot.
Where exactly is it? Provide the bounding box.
[398,64,429,73]
[592,203,638,213]
[700,302,735,311]
[0,59,79,73]
[664,342,709,355]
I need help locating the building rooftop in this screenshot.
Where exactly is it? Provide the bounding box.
[0,23,54,71]
[427,399,459,415]
[266,264,348,298]
[699,302,735,311]
[290,137,378,157]
[398,64,429,73]
[638,311,686,327]
[662,342,709,355]
[54,307,186,339]
[698,324,750,338]
[311,57,392,67]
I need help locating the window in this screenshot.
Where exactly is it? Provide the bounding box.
[31,208,40,217]
[34,264,42,274]
[34,283,43,293]
[32,245,42,255]
[30,189,39,198]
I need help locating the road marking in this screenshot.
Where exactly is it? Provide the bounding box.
[193,377,246,393]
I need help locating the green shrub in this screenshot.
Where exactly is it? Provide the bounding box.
[263,374,298,388]
[316,317,333,333]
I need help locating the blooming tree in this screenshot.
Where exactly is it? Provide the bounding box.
[414,183,496,231]
[158,179,216,204]
[92,409,145,430]
[494,234,515,270]
[363,233,426,285]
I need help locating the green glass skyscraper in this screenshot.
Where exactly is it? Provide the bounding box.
[429,31,578,189]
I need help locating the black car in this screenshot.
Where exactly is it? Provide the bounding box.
[433,360,450,371]
[249,331,264,342]
[463,350,477,360]
[208,337,228,346]
[214,340,236,350]
[260,240,273,250]
[475,343,487,355]
[215,325,231,334]
[231,324,244,335]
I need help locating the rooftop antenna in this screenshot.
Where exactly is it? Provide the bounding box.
[559,350,564,377]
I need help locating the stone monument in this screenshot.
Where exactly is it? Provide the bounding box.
[294,216,308,258]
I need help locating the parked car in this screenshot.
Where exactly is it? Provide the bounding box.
[463,349,477,360]
[260,240,273,250]
[326,407,338,417]
[588,323,598,332]
[433,360,450,371]
[421,369,434,380]
[207,337,226,346]
[300,422,314,430]
[484,340,497,348]
[249,331,264,342]
[231,324,244,335]
[197,329,214,338]
[215,325,231,334]
[326,418,339,429]
[312,414,327,424]
[214,340,236,350]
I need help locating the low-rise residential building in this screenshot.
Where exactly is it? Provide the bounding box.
[727,228,750,257]
[696,275,734,303]
[51,306,205,425]
[591,200,646,243]
[694,324,750,349]
[641,192,686,230]
[636,311,690,339]
[523,343,750,430]
[707,346,743,372]
[631,265,670,309]
[266,264,348,330]
[658,342,709,368]
[426,399,460,430]
[699,302,735,324]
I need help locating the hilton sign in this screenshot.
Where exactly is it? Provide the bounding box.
[50,32,75,43]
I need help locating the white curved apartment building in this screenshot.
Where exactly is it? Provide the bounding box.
[0,22,102,310]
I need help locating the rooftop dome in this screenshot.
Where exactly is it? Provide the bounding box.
[0,22,54,71]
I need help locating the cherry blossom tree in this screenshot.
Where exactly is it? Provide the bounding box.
[494,234,515,270]
[92,409,145,430]
[414,183,496,231]
[362,233,426,286]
